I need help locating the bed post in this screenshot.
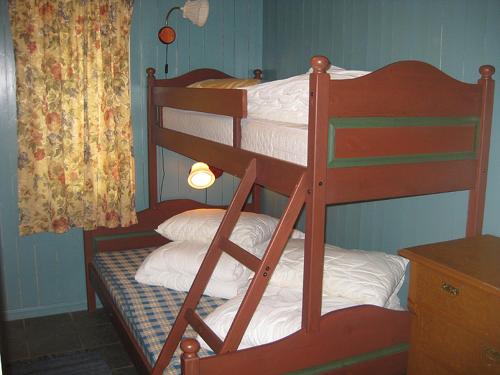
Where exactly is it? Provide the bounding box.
[84,230,97,311]
[232,118,242,148]
[302,56,330,333]
[466,65,495,236]
[181,338,200,375]
[147,68,159,209]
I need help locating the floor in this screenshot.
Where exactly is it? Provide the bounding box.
[0,309,138,374]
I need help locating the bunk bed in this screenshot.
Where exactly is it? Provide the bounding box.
[83,56,495,374]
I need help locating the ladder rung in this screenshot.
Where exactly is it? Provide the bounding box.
[220,237,262,272]
[185,308,223,354]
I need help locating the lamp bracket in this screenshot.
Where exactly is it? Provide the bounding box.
[165,6,181,25]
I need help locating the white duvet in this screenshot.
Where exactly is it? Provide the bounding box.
[199,239,408,350]
[246,65,369,124]
[200,286,361,350]
[200,286,403,351]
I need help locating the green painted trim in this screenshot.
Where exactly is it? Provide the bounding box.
[330,116,479,128]
[92,230,159,254]
[286,342,409,375]
[328,126,336,171]
[327,116,479,168]
[330,151,476,168]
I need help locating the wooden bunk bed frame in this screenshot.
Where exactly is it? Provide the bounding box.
[84,56,495,374]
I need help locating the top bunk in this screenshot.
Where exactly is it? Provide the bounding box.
[147,56,495,236]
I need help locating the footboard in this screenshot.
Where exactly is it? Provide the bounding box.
[181,305,410,375]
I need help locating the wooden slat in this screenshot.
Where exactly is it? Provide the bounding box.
[326,160,477,204]
[153,126,306,197]
[185,309,223,354]
[94,232,166,253]
[151,68,233,88]
[220,238,261,273]
[153,86,247,117]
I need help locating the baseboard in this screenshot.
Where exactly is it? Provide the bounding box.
[2,300,102,321]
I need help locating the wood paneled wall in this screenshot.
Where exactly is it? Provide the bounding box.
[262,0,500,304]
[132,0,263,211]
[0,0,263,320]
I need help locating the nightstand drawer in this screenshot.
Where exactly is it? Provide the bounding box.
[416,311,500,375]
[410,263,500,340]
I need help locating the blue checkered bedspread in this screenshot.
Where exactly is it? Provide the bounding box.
[93,248,225,374]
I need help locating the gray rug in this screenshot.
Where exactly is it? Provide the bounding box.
[6,350,111,375]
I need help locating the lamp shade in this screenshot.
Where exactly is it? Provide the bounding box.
[188,162,215,189]
[182,0,209,27]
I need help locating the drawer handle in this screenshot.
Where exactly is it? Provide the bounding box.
[441,282,459,296]
[485,348,500,363]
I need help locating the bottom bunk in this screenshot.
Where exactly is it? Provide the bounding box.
[90,247,224,374]
[86,205,410,375]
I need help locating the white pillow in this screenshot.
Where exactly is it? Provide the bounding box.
[156,209,305,249]
[136,267,241,299]
[267,239,408,306]
[135,241,250,299]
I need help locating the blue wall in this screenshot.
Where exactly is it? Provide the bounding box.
[262,0,500,303]
[0,0,263,320]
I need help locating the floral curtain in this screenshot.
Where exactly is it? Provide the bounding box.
[9,0,137,235]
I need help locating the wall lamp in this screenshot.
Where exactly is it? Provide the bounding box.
[188,162,223,189]
[158,0,209,45]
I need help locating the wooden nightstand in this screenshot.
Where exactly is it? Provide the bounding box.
[399,235,500,375]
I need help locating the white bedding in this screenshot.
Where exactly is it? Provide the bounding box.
[262,239,408,306]
[199,239,408,350]
[162,66,369,166]
[163,109,309,165]
[246,66,369,124]
[199,285,403,351]
[134,241,250,299]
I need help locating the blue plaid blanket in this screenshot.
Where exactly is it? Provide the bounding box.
[93,248,225,374]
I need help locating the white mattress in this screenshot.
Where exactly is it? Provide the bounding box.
[163,107,309,166]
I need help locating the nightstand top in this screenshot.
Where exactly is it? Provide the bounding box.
[399,234,500,294]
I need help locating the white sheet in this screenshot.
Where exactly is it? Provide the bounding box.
[163,109,309,165]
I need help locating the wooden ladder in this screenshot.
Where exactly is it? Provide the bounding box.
[152,158,308,374]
